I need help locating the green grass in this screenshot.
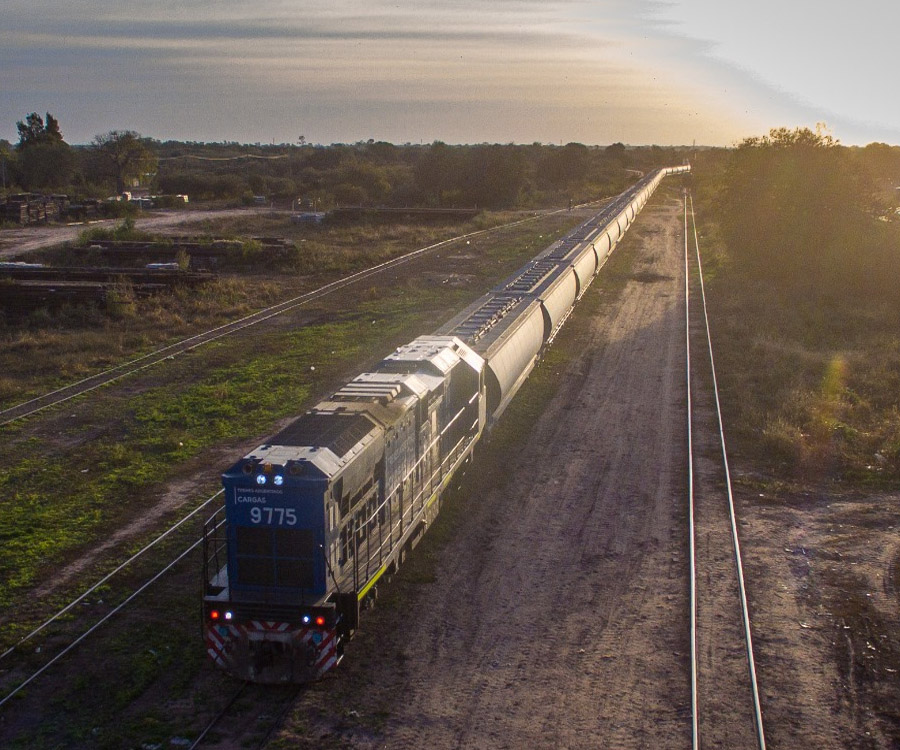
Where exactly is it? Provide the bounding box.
[74,216,161,246]
[0,288,453,612]
[703,248,900,488]
[690,141,900,489]
[2,584,210,749]
[0,211,569,410]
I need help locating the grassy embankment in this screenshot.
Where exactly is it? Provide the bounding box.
[691,130,900,744]
[691,130,900,488]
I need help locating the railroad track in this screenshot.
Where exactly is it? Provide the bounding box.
[0,204,606,428]
[684,192,767,749]
[0,512,226,709]
[188,681,303,750]
[0,193,642,748]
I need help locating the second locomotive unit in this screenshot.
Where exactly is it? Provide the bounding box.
[202,166,690,683]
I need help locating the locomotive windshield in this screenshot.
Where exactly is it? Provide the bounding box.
[234,525,316,589]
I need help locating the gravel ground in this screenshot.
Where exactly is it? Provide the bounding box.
[4,194,897,748]
[273,198,694,749]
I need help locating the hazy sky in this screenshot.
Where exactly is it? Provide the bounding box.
[2,0,897,146]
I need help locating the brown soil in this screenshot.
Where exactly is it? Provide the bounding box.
[275,199,692,748]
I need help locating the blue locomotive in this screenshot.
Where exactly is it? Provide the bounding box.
[202,166,689,683]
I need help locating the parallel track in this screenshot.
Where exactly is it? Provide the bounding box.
[0,490,224,663]
[188,682,303,750]
[0,519,224,709]
[188,682,251,750]
[0,188,654,745]
[684,193,766,749]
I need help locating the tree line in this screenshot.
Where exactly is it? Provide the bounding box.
[153,139,685,210]
[1,112,690,209]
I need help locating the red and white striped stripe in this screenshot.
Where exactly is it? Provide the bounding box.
[204,620,340,680]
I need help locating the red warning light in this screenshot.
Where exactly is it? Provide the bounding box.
[210,610,220,620]
[315,616,325,627]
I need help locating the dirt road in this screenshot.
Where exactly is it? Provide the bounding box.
[386,205,690,748]
[0,207,277,258]
[5,191,890,747]
[274,198,694,748]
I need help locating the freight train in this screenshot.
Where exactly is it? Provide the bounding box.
[202,165,690,683]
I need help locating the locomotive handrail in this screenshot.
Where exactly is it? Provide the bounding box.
[348,394,480,594]
[353,424,480,596]
[347,170,683,589]
[201,508,229,593]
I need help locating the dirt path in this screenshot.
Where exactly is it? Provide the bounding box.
[275,198,694,748]
[0,207,276,258]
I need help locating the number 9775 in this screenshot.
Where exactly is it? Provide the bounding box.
[249,506,298,525]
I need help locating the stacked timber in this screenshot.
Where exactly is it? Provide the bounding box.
[1,194,71,225]
[0,264,216,314]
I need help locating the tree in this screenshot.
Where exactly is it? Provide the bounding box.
[14,112,73,190]
[92,130,158,194]
[17,142,76,190]
[16,112,64,148]
[0,140,14,190]
[540,142,590,189]
[415,142,466,206]
[604,142,627,163]
[717,126,870,286]
[466,144,527,208]
[44,113,63,142]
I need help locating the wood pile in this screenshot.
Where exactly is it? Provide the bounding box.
[1,193,70,225]
[0,264,216,315]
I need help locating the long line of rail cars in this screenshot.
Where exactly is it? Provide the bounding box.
[202,165,690,683]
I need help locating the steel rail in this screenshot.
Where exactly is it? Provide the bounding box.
[0,520,225,710]
[684,194,700,749]
[187,682,251,750]
[0,491,225,661]
[688,194,766,750]
[187,681,303,750]
[1,204,604,427]
[0,197,619,711]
